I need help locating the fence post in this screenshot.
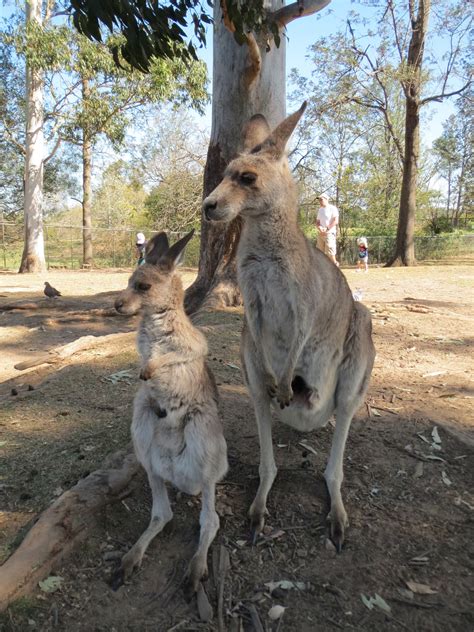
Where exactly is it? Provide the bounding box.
[70,229,74,269]
[112,230,116,267]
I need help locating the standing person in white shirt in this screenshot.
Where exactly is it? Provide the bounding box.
[316,193,339,266]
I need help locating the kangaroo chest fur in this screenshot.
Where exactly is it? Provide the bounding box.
[132,313,225,496]
[238,227,354,431]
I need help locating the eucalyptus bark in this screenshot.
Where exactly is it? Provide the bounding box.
[19,0,46,273]
[82,77,93,267]
[185,2,286,313]
[388,0,430,266]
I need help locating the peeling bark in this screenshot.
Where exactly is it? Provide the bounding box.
[19,0,46,273]
[185,1,286,313]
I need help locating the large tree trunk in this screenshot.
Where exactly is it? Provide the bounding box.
[387,0,430,267]
[185,1,286,313]
[19,0,46,273]
[390,97,419,265]
[82,77,93,267]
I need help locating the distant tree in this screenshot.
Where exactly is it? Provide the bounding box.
[432,97,473,227]
[61,34,207,266]
[133,109,207,232]
[294,1,471,265]
[91,161,146,229]
[1,2,207,272]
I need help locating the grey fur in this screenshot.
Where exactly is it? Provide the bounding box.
[203,104,375,549]
[113,231,228,594]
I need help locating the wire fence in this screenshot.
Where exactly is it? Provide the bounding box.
[1,222,473,270]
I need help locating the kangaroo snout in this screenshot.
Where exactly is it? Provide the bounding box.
[115,292,139,316]
[202,197,219,221]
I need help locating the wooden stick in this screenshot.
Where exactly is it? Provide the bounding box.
[14,332,134,371]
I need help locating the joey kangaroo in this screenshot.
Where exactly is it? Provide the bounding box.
[203,103,375,551]
[113,231,228,595]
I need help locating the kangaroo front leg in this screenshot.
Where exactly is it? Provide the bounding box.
[185,482,220,599]
[324,409,352,553]
[111,473,172,590]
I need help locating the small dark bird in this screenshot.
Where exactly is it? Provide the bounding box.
[44,281,61,298]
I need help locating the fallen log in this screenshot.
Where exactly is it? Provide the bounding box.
[0,449,140,612]
[14,332,135,371]
[0,301,45,311]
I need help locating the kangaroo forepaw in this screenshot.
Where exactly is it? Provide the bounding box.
[265,375,277,399]
[139,365,152,381]
[276,382,293,408]
[327,508,349,554]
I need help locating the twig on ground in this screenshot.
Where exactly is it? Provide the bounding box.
[166,620,188,632]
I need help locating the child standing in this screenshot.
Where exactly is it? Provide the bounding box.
[135,232,147,266]
[357,237,369,272]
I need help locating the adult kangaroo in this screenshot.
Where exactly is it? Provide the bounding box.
[202,102,375,551]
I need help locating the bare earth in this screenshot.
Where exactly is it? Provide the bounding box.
[0,264,473,631]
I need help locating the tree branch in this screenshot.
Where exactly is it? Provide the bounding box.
[421,80,472,106]
[44,136,62,164]
[242,33,262,89]
[2,122,26,155]
[271,0,331,29]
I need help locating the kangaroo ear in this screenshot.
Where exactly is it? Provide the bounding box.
[145,232,169,265]
[159,229,195,270]
[252,101,307,159]
[242,114,272,152]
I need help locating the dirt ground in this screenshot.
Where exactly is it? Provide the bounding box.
[0,264,473,631]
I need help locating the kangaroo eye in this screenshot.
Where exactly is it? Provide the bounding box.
[134,282,151,292]
[240,172,257,185]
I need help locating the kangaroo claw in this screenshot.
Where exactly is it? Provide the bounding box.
[327,508,349,554]
[110,567,125,591]
[276,382,293,408]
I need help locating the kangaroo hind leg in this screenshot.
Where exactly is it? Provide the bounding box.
[242,338,277,543]
[325,311,374,552]
[111,470,172,590]
[185,481,220,599]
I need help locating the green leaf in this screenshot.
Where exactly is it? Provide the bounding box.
[39,576,64,593]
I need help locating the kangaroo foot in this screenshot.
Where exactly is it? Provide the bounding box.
[184,557,208,601]
[110,549,142,591]
[327,507,349,553]
[248,503,267,544]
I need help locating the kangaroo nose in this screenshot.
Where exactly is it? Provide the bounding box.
[203,199,217,221]
[114,298,124,312]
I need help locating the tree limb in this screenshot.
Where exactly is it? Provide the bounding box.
[242,33,262,89]
[421,79,472,106]
[220,0,235,33]
[44,136,62,164]
[2,122,26,155]
[271,0,331,28]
